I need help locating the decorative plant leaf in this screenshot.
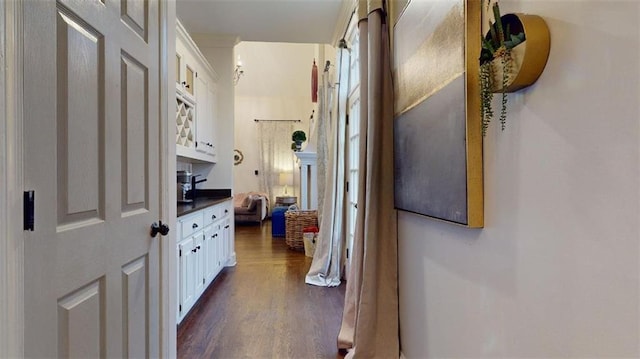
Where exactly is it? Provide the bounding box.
[481,37,496,55]
[492,3,505,46]
[489,21,499,49]
[504,33,525,49]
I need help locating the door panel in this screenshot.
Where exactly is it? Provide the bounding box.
[24,0,161,357]
[121,52,148,213]
[56,8,104,228]
[57,279,105,359]
[122,255,148,358]
[121,0,148,40]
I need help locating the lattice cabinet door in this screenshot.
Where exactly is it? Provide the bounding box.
[176,97,195,148]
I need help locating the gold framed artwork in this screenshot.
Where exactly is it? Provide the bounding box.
[392,0,483,227]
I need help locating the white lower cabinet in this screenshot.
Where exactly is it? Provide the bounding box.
[177,199,234,324]
[178,235,196,319]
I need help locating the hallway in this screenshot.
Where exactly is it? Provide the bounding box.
[178,221,346,358]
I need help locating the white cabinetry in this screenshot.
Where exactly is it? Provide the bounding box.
[176,199,234,323]
[175,19,218,163]
[195,74,217,157]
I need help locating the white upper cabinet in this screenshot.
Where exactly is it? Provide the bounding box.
[175,19,218,163]
[195,73,217,157]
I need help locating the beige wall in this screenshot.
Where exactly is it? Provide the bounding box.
[233,42,317,196]
[399,1,640,357]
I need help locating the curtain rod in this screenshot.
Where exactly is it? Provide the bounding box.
[254,119,301,122]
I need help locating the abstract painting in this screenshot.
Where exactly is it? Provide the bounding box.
[393,0,483,227]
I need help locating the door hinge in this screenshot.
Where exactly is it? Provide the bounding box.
[179,249,182,257]
[179,304,182,313]
[346,114,349,126]
[195,72,198,78]
[346,247,349,259]
[346,181,349,192]
[24,190,35,231]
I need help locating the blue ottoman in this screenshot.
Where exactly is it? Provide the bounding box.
[271,207,287,237]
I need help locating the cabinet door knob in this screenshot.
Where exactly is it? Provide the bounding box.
[191,248,197,253]
[212,215,216,220]
[192,223,198,229]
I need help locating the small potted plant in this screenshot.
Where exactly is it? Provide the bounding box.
[291,130,306,151]
[480,1,550,136]
[480,2,523,136]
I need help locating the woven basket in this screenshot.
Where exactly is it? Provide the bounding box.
[285,210,318,250]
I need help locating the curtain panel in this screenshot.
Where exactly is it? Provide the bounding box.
[337,0,399,357]
[257,121,296,207]
[305,46,350,288]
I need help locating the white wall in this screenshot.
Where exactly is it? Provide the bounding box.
[399,1,640,357]
[233,42,316,196]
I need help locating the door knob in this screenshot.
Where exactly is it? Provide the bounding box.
[150,221,170,237]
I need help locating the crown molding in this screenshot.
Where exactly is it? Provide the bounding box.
[191,34,241,48]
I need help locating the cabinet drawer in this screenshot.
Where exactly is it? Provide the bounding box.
[180,212,204,239]
[204,206,221,227]
[219,202,231,219]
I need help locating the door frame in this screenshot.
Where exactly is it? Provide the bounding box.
[0,1,24,357]
[0,2,176,357]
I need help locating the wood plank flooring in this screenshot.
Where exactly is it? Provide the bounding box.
[177,220,346,358]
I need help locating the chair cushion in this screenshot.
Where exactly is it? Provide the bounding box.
[241,195,252,208]
[235,206,256,215]
[247,195,260,211]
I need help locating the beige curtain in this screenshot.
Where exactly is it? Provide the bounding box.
[257,121,296,208]
[306,45,350,287]
[337,1,399,358]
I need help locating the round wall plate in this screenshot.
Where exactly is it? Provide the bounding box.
[234,149,244,165]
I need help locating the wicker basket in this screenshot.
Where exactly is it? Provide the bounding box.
[285,210,318,250]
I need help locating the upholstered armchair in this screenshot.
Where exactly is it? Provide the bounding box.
[234,192,269,224]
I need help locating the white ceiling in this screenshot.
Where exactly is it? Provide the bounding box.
[176,0,346,44]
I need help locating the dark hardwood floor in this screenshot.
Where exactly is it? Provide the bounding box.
[177,220,346,359]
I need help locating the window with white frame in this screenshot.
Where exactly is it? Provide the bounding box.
[345,17,359,277]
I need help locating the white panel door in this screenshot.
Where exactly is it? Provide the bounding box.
[179,236,196,318]
[195,73,210,153]
[222,218,231,266]
[23,0,162,357]
[204,225,218,284]
[194,233,205,295]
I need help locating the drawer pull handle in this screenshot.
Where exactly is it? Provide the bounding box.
[192,223,198,229]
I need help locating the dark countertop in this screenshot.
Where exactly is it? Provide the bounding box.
[177,189,232,217]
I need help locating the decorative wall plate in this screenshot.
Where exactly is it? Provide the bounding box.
[234,149,244,165]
